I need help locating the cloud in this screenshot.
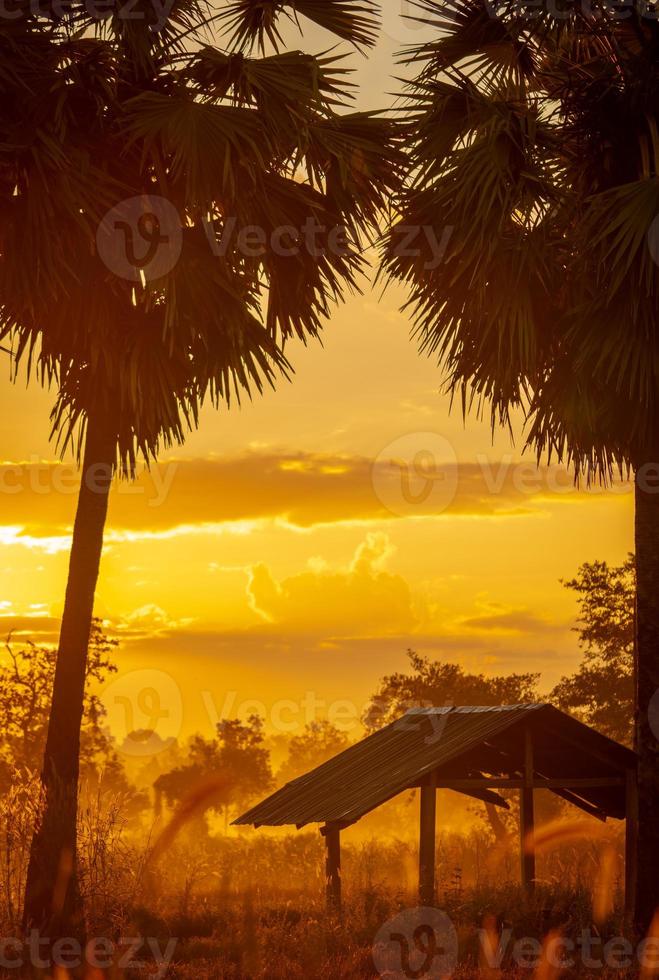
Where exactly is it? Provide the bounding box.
[460,607,561,635]
[0,525,71,554]
[0,614,60,643]
[115,604,194,638]
[247,532,416,636]
[0,449,628,540]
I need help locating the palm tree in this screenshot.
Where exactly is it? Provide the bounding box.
[382,0,659,931]
[0,0,401,934]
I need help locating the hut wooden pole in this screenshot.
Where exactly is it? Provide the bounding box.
[625,767,638,929]
[323,822,341,914]
[520,727,536,899]
[419,770,437,905]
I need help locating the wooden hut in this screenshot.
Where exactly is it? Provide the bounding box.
[235,704,637,915]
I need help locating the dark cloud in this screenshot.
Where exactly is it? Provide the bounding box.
[0,449,610,536]
[460,610,563,634]
[0,615,60,642]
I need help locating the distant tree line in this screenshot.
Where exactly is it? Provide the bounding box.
[368,556,634,746]
[1,558,634,837]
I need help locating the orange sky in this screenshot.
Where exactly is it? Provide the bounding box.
[0,15,635,752]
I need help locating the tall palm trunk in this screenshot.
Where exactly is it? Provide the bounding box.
[22,411,115,937]
[633,463,659,934]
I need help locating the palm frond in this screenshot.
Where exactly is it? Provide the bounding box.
[218,0,380,52]
[402,0,537,93]
[383,0,659,479]
[187,47,353,110]
[1,0,401,472]
[303,110,404,232]
[122,92,271,203]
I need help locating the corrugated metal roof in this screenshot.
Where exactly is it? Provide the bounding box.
[235,703,634,828]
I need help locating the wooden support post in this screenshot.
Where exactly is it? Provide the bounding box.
[323,822,341,914]
[419,770,437,905]
[520,727,536,900]
[625,767,638,930]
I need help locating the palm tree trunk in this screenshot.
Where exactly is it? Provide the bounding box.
[22,410,114,937]
[633,463,659,935]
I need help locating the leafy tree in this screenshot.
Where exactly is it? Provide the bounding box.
[365,650,539,838]
[1,0,400,930]
[0,621,114,782]
[0,621,145,808]
[277,721,350,784]
[364,649,539,729]
[382,0,659,928]
[552,557,635,744]
[155,715,273,831]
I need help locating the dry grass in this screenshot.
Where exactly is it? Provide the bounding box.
[0,783,645,979]
[143,885,634,979]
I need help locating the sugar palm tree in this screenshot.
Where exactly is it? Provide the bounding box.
[382,0,659,931]
[0,0,400,933]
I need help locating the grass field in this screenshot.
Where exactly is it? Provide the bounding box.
[1,787,651,978]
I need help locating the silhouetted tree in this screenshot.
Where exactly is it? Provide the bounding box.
[155,715,273,831]
[365,651,539,838]
[277,721,350,785]
[0,622,145,810]
[383,0,659,929]
[364,649,539,730]
[2,0,401,932]
[552,557,634,744]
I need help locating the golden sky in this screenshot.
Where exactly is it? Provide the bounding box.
[0,17,636,751]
